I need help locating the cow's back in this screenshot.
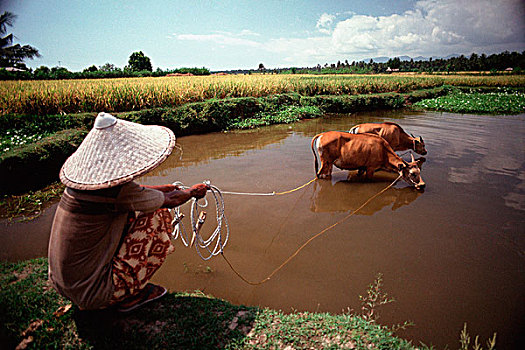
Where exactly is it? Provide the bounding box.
[352,122,404,150]
[315,132,388,169]
[336,133,390,169]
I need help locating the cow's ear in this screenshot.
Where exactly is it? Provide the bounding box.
[398,163,406,171]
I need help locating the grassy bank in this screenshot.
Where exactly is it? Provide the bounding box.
[1,258,421,349]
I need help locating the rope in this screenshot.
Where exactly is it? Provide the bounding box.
[220,178,317,196]
[170,181,229,261]
[169,174,402,285]
[220,174,403,285]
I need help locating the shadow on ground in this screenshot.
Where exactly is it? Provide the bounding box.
[73,293,256,349]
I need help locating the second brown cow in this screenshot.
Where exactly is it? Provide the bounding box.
[311,131,426,190]
[349,122,427,155]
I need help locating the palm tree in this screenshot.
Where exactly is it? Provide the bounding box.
[0,11,40,68]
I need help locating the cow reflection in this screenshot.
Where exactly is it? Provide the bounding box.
[310,174,422,214]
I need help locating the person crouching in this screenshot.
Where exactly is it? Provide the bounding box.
[48,112,209,312]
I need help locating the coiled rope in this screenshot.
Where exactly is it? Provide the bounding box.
[170,174,402,285]
[170,181,229,261]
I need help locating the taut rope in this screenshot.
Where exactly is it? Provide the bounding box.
[170,174,402,285]
[220,174,402,285]
[220,178,317,196]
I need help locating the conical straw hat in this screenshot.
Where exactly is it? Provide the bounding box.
[60,112,176,190]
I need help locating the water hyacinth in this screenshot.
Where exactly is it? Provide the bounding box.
[414,90,525,114]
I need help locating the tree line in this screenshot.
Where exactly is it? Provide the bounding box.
[0,11,209,80]
[0,63,211,80]
[275,51,525,75]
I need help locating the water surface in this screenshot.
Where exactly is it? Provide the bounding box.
[2,110,524,349]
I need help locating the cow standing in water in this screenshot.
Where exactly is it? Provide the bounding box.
[349,122,427,155]
[311,131,426,190]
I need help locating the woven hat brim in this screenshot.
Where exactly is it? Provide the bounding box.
[60,120,176,190]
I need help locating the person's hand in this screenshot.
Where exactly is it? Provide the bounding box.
[189,183,209,199]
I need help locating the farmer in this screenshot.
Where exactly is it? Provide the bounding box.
[48,112,209,312]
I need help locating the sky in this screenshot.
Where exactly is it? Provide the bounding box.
[2,0,524,72]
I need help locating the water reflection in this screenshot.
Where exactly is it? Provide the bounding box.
[162,128,288,169]
[310,174,422,214]
[421,112,525,211]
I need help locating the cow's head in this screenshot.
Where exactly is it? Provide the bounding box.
[413,136,427,155]
[398,154,426,190]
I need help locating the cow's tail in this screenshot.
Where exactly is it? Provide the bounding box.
[311,134,321,178]
[348,125,359,134]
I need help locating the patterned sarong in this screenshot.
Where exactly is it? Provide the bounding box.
[109,208,174,303]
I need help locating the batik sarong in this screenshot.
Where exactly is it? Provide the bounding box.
[109,208,174,303]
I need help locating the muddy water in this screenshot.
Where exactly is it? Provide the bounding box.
[2,110,524,349]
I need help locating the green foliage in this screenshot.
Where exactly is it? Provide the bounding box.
[0,181,64,221]
[0,11,40,68]
[126,51,153,72]
[359,273,394,322]
[0,129,51,153]
[413,89,525,114]
[83,65,98,73]
[300,92,406,113]
[0,66,211,80]
[0,128,87,195]
[227,105,322,129]
[284,50,525,74]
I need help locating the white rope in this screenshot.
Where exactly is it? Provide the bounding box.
[169,181,229,261]
[220,190,276,196]
[168,177,316,260]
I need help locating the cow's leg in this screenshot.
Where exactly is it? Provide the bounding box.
[317,160,333,179]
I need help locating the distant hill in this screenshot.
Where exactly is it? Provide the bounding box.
[367,54,460,63]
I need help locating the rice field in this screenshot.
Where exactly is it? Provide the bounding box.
[1,74,524,116]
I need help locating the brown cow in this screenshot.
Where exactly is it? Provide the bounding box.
[349,122,427,155]
[311,131,426,190]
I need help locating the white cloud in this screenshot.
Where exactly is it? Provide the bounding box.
[316,13,336,34]
[175,31,261,48]
[174,0,524,67]
[312,0,523,62]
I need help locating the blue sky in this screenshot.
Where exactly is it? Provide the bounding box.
[2,0,524,72]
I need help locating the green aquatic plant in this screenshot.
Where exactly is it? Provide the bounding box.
[227,105,322,129]
[414,89,525,114]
